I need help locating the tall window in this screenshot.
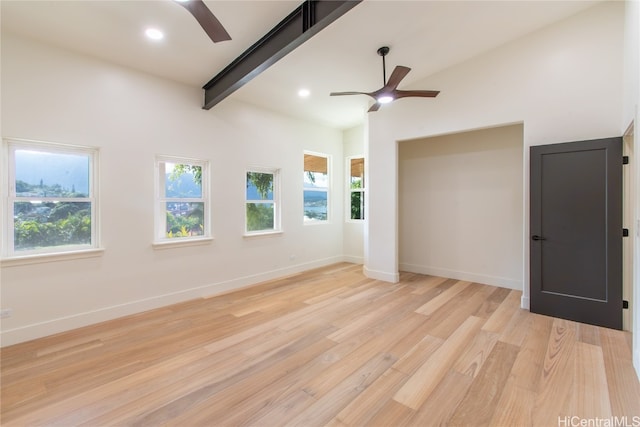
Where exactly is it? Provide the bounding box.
[155,156,209,243]
[348,156,365,220]
[246,169,280,234]
[4,139,99,256]
[304,153,329,222]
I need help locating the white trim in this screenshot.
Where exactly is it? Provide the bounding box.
[1,248,105,267]
[151,237,213,250]
[243,230,284,238]
[363,265,400,283]
[343,255,364,264]
[399,263,523,291]
[0,255,344,347]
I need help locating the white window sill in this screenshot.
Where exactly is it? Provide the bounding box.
[152,237,213,250]
[1,248,105,267]
[243,230,283,238]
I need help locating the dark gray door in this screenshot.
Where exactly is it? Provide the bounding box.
[530,137,622,330]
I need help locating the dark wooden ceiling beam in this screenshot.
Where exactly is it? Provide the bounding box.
[202,0,361,110]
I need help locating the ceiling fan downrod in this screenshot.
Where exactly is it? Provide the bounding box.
[377,46,390,85]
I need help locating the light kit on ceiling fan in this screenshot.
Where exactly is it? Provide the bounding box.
[145,28,164,40]
[330,46,440,112]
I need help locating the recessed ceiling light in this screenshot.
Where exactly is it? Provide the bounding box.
[145,28,164,41]
[298,88,310,98]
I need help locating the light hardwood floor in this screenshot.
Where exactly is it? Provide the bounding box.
[2,263,639,426]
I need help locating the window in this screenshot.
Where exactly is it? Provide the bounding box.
[246,168,280,234]
[155,156,209,243]
[304,153,329,222]
[4,139,99,257]
[348,156,365,220]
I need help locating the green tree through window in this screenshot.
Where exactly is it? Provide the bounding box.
[348,157,365,220]
[246,170,279,233]
[156,157,209,242]
[7,141,98,255]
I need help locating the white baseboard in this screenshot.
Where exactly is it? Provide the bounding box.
[363,266,400,283]
[342,255,364,265]
[398,263,522,291]
[199,256,346,298]
[0,256,344,347]
[520,295,530,310]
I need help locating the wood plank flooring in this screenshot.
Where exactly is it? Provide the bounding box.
[1,263,639,426]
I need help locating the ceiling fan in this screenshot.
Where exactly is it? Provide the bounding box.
[175,0,231,43]
[330,46,440,112]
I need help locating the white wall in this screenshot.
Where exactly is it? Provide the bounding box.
[365,1,626,307]
[398,124,523,289]
[342,124,365,263]
[0,34,345,346]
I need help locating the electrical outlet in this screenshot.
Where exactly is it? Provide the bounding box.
[0,309,12,319]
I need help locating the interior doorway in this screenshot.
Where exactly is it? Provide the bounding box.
[397,123,524,290]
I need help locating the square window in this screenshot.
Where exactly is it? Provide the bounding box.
[4,140,98,256]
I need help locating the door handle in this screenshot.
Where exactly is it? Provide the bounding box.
[532,235,546,241]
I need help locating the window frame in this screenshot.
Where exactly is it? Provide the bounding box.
[346,155,365,222]
[303,151,331,224]
[2,138,100,260]
[153,155,211,247]
[244,166,281,236]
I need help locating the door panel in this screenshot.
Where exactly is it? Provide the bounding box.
[530,137,622,330]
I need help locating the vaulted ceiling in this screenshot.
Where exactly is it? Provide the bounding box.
[1,0,601,129]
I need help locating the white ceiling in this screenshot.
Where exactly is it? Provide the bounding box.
[1,0,601,129]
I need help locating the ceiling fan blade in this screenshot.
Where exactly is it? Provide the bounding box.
[383,66,411,91]
[368,102,381,112]
[394,89,440,99]
[330,91,374,97]
[177,0,231,43]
